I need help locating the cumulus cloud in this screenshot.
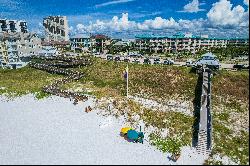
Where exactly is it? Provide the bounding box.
[178,18,206,30]
[75,13,183,33]
[137,17,179,30]
[76,13,137,33]
[73,5,249,38]
[178,0,206,13]
[207,0,249,27]
[244,0,249,6]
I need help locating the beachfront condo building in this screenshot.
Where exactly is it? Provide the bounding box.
[0,32,42,68]
[135,32,249,54]
[0,40,8,65]
[70,34,92,53]
[0,19,28,33]
[43,16,69,42]
[90,34,111,54]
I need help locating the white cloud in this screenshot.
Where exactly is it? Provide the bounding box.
[76,13,138,33]
[75,13,181,33]
[69,26,74,32]
[178,18,206,30]
[129,11,162,19]
[95,0,135,8]
[76,24,85,31]
[207,0,249,27]
[137,17,179,30]
[244,0,249,6]
[178,0,206,13]
[73,7,249,38]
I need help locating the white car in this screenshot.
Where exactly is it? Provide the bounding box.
[186,59,194,67]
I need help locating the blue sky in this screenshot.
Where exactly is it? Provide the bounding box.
[0,0,249,38]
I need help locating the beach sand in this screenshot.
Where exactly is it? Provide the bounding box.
[0,94,207,165]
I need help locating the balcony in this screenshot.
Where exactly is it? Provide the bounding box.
[1,25,7,31]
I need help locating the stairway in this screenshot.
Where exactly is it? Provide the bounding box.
[197,130,211,155]
[196,69,212,156]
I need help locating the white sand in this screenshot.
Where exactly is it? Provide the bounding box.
[0,94,207,165]
[129,95,193,116]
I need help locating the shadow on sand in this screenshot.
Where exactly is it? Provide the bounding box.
[191,71,203,147]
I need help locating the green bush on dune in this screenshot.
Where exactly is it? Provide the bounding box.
[0,67,61,99]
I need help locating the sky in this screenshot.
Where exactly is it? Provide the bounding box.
[0,0,249,38]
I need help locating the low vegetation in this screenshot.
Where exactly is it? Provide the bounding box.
[149,133,183,155]
[77,58,198,101]
[0,66,61,98]
[0,57,248,164]
[75,58,249,165]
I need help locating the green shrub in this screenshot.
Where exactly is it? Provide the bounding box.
[149,133,183,154]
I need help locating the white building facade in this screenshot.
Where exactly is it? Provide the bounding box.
[135,33,249,54]
[43,16,69,42]
[0,19,28,33]
[70,34,91,52]
[0,32,42,68]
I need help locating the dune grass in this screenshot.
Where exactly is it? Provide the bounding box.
[73,58,249,165]
[0,66,62,98]
[77,58,198,101]
[1,58,248,164]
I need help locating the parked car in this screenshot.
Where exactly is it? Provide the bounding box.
[114,57,120,61]
[93,52,101,57]
[194,52,220,70]
[129,52,143,58]
[153,58,160,64]
[163,59,174,65]
[107,55,113,61]
[233,64,249,70]
[132,58,140,64]
[143,58,151,64]
[124,58,130,62]
[186,59,194,67]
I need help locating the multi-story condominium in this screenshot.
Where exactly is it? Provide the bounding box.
[0,19,28,33]
[91,34,111,53]
[18,33,42,58]
[135,32,249,54]
[227,38,249,46]
[0,32,42,68]
[38,46,61,57]
[43,16,69,42]
[41,40,70,53]
[70,34,91,52]
[0,39,8,65]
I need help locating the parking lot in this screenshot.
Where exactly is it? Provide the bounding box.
[94,54,176,65]
[93,54,249,70]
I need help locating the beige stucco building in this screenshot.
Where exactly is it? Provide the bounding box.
[0,32,42,68]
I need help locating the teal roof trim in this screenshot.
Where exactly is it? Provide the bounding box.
[135,34,249,41]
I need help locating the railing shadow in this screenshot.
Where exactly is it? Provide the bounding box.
[192,71,203,147]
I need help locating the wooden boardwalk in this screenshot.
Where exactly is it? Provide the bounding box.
[29,56,91,104]
[196,68,212,155]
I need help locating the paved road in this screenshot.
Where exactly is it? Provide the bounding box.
[94,54,248,69]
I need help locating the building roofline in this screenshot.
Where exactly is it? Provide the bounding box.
[135,34,249,40]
